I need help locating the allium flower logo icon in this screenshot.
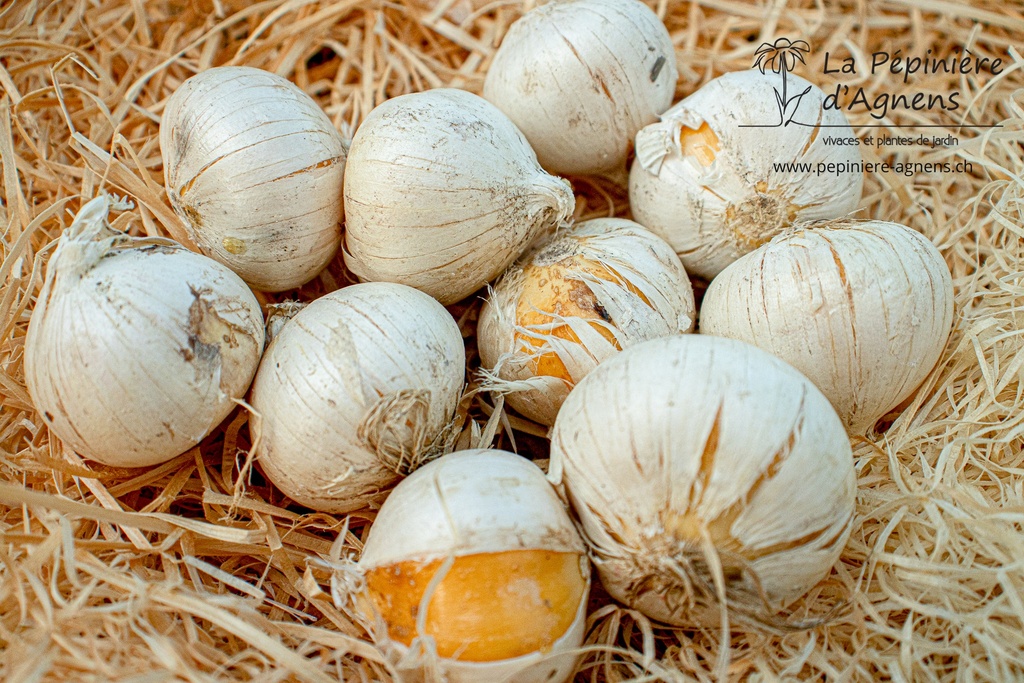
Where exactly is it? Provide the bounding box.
[753,38,812,126]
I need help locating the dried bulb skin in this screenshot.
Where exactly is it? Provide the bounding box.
[700,221,955,434]
[549,335,855,627]
[358,449,589,683]
[251,282,465,513]
[478,217,695,425]
[161,66,346,292]
[484,0,677,178]
[630,69,864,279]
[343,89,575,305]
[25,196,265,468]
[264,300,306,344]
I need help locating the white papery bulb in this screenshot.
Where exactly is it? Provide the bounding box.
[343,88,575,305]
[549,335,855,627]
[25,196,265,468]
[357,449,589,683]
[251,282,465,513]
[478,217,695,426]
[161,66,347,292]
[484,0,678,179]
[700,220,954,434]
[630,69,864,279]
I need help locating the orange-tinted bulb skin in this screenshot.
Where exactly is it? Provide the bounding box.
[514,255,650,382]
[679,122,720,167]
[364,549,587,662]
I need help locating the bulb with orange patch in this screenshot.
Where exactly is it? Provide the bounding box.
[630,69,864,280]
[356,449,590,683]
[478,218,695,426]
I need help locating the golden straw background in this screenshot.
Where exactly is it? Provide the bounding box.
[1,0,1023,680]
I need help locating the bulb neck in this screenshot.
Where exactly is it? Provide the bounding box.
[48,196,125,284]
[53,195,181,283]
[527,173,575,241]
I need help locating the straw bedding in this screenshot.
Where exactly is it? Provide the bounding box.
[1,0,1022,680]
